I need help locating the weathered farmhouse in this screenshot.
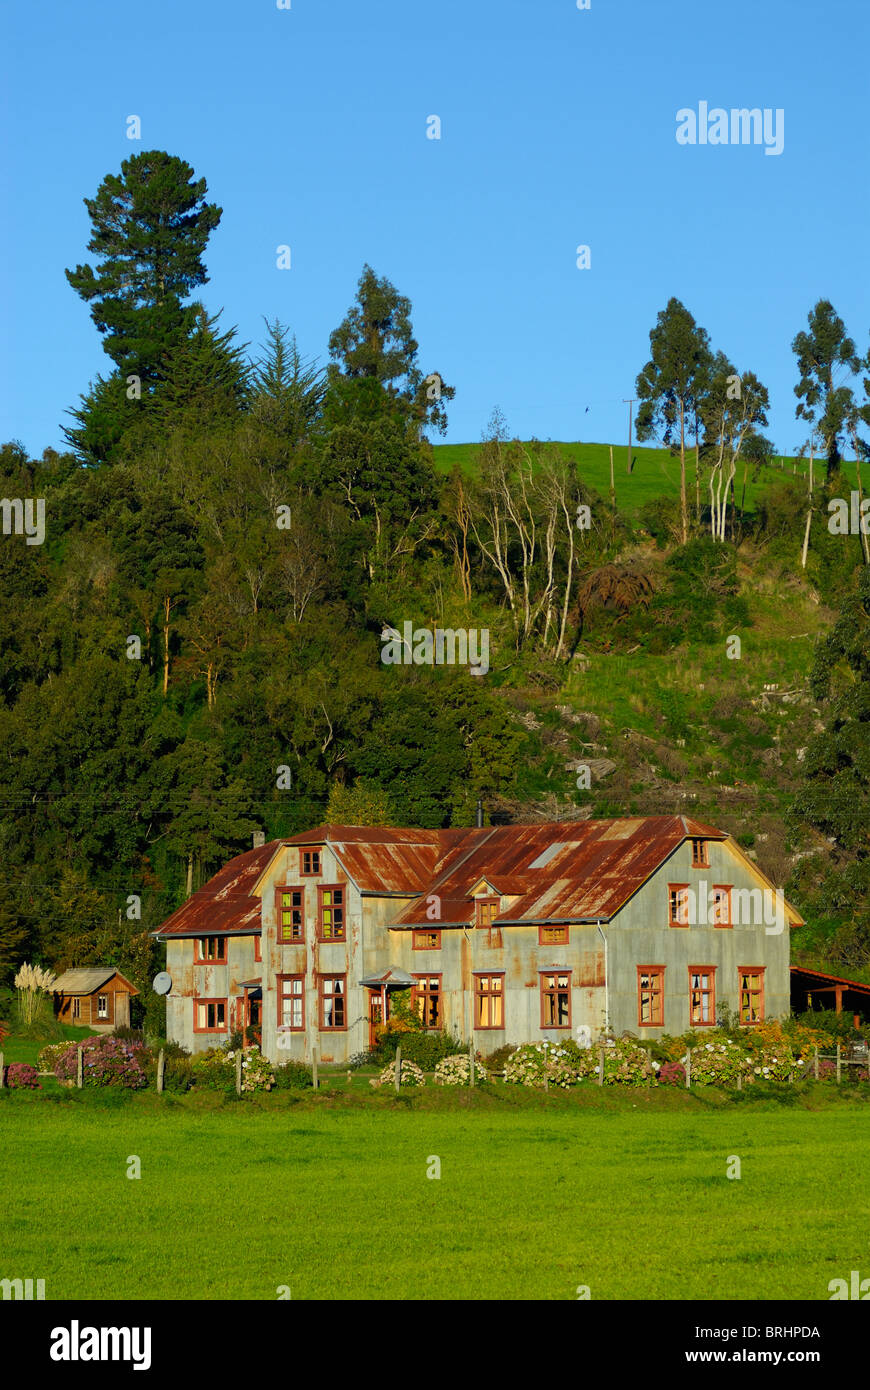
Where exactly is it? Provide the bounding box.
[152,817,802,1062]
[52,968,138,1031]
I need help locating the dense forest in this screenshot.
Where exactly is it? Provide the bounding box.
[1,150,868,1024]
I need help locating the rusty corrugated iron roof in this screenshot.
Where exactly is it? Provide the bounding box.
[153,840,282,938]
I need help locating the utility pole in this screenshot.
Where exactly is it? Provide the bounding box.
[623,398,636,474]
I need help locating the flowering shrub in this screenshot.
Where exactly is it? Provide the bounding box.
[192,1045,275,1092]
[434,1054,488,1085]
[657,1061,685,1086]
[503,1040,593,1088]
[4,1062,40,1089]
[38,1042,73,1072]
[370,1058,425,1088]
[687,1039,753,1085]
[54,1036,147,1089]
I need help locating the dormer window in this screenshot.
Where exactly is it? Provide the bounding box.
[691,839,709,868]
[476,897,502,948]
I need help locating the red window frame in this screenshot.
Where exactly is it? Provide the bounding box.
[691,838,709,868]
[669,884,690,927]
[689,966,716,1027]
[538,924,569,946]
[317,885,345,942]
[473,973,504,1030]
[319,974,347,1030]
[276,886,305,944]
[194,998,227,1033]
[195,936,227,963]
[711,885,732,928]
[300,849,321,876]
[637,966,665,1027]
[277,974,304,1031]
[413,929,441,950]
[739,967,765,1024]
[476,897,502,948]
[540,970,572,1029]
[411,974,442,1030]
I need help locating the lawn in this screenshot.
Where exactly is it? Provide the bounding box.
[1,1087,868,1300]
[0,1023,95,1068]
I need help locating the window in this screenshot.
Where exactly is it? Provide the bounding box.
[711,885,731,928]
[276,887,305,943]
[739,968,765,1024]
[669,884,690,927]
[637,967,665,1027]
[413,929,441,950]
[72,997,80,1020]
[301,849,321,876]
[317,886,345,941]
[97,994,108,1020]
[539,924,569,945]
[412,975,442,1029]
[476,897,502,948]
[319,975,346,1030]
[541,971,572,1029]
[689,967,716,1027]
[474,973,504,1029]
[254,934,262,962]
[196,936,227,962]
[691,838,709,868]
[277,975,304,1031]
[194,999,227,1033]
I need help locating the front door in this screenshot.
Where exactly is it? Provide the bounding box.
[368,989,390,1048]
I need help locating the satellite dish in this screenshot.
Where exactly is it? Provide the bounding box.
[152,972,172,995]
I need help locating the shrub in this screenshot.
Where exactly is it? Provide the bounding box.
[144,1054,195,1092]
[4,1062,40,1089]
[481,1044,515,1074]
[0,1018,9,1046]
[191,1044,275,1093]
[37,1041,73,1072]
[54,1036,147,1089]
[434,1054,488,1085]
[370,1058,425,1089]
[372,1027,464,1070]
[657,1061,685,1086]
[273,1060,313,1090]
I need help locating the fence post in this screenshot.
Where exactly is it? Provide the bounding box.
[836,1042,841,1084]
[468,1040,475,1089]
[312,1046,318,1092]
[685,1049,692,1089]
[157,1048,165,1095]
[394,1044,402,1094]
[813,1046,819,1080]
[737,1071,742,1092]
[235,1050,242,1097]
[598,1043,605,1086]
[77,1045,84,1089]
[0,1051,4,1088]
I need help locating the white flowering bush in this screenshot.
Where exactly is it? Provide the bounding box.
[370,1058,425,1088]
[192,1044,276,1092]
[686,1038,754,1085]
[504,1041,587,1089]
[434,1053,488,1085]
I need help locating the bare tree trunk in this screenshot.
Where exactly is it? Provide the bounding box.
[801,509,813,569]
[679,400,688,544]
[162,595,171,695]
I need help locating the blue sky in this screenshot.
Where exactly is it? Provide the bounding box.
[1,0,867,456]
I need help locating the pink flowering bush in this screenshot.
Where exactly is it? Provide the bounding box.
[657,1061,686,1086]
[4,1062,40,1089]
[54,1036,147,1089]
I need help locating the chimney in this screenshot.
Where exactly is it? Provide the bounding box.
[475,799,484,829]
[252,830,265,848]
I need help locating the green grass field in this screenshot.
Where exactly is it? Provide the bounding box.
[432,440,859,517]
[2,1087,868,1301]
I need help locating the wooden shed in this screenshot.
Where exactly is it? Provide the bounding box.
[52,969,138,1031]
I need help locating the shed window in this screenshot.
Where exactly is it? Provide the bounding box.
[194,999,227,1032]
[412,975,442,1030]
[669,884,690,927]
[319,975,346,1030]
[638,967,664,1027]
[689,967,715,1027]
[739,969,764,1024]
[72,997,80,1020]
[97,994,108,1019]
[196,936,227,963]
[301,849,321,875]
[474,974,504,1029]
[276,887,304,943]
[541,971,571,1029]
[278,975,304,1031]
[317,886,345,941]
